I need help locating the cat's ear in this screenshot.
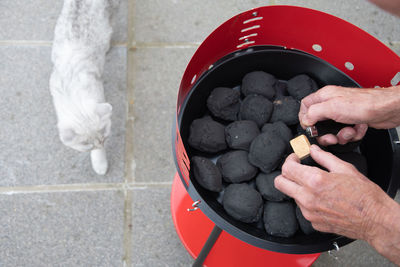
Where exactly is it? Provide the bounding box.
[59,128,77,144]
[95,103,112,120]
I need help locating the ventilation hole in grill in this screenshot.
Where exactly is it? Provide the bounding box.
[345,62,354,71]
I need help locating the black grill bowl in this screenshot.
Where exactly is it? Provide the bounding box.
[174,46,400,254]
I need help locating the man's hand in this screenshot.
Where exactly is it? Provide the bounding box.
[369,0,400,17]
[299,85,400,146]
[275,145,400,265]
[274,145,390,240]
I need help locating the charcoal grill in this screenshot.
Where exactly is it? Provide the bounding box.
[171,5,400,267]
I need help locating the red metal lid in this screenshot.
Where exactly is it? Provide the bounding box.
[175,5,400,188]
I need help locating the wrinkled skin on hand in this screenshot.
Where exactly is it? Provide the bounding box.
[275,145,388,240]
[298,85,400,146]
[275,145,400,265]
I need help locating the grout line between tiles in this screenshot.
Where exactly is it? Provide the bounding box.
[0,41,201,48]
[385,41,400,46]
[0,182,173,195]
[122,190,133,266]
[132,181,172,185]
[124,110,135,184]
[126,183,173,191]
[130,42,200,49]
[0,40,127,47]
[0,40,52,46]
[0,183,125,194]
[125,0,136,186]
[123,0,136,265]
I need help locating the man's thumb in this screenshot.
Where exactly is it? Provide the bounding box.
[310,145,349,173]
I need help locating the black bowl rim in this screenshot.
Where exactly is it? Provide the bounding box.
[172,45,400,254]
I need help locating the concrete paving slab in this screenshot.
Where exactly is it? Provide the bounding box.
[274,0,400,43]
[132,0,270,44]
[131,186,193,266]
[0,0,127,44]
[313,190,400,266]
[0,46,126,186]
[129,47,196,183]
[388,42,400,57]
[0,190,124,267]
[313,240,395,267]
[132,0,400,44]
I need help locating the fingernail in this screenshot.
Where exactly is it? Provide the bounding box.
[343,133,352,140]
[311,144,321,151]
[302,116,310,126]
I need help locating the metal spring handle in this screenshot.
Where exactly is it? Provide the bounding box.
[328,242,340,260]
[187,200,201,212]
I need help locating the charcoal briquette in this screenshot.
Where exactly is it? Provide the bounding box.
[217,150,258,183]
[241,71,276,99]
[207,87,241,121]
[225,120,260,151]
[188,116,227,153]
[336,152,368,176]
[287,74,318,101]
[264,201,298,238]
[261,121,293,143]
[192,156,223,192]
[270,96,300,125]
[296,206,316,235]
[274,81,289,98]
[239,95,273,127]
[256,171,288,202]
[223,183,263,223]
[249,132,287,173]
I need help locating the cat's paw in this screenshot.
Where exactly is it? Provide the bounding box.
[90,148,108,175]
[92,160,108,175]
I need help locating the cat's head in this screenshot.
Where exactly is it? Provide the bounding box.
[58,102,112,152]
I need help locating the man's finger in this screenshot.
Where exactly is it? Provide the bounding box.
[299,89,330,127]
[300,92,322,109]
[281,153,321,186]
[284,153,301,163]
[309,144,350,172]
[302,100,336,126]
[298,101,308,129]
[317,134,338,146]
[296,203,315,222]
[274,175,303,199]
[336,127,357,145]
[301,85,342,108]
[353,124,368,141]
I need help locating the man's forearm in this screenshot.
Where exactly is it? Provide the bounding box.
[369,0,400,17]
[364,85,400,129]
[366,195,400,265]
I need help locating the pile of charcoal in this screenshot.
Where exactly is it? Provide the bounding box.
[188,71,367,238]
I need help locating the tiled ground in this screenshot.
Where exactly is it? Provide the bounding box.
[0,46,126,186]
[0,191,125,266]
[129,47,197,184]
[1,0,400,266]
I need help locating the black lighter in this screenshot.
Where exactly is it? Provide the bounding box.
[305,120,354,138]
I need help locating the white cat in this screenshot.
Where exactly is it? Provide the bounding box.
[49,0,119,175]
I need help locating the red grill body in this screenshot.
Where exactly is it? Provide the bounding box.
[171,5,400,266]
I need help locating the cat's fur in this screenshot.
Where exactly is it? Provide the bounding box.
[50,0,119,175]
